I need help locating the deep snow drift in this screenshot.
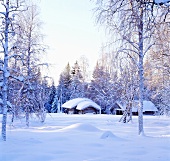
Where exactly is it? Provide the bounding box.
[0,113,170,161]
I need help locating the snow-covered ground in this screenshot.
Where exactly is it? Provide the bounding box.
[0,113,170,161]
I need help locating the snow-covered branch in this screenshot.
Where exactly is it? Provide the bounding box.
[0,12,5,16]
[9,75,24,82]
[122,36,139,51]
[144,43,155,55]
[117,48,139,56]
[7,53,23,59]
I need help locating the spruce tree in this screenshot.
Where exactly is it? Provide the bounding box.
[89,62,116,113]
[57,63,72,110]
[70,61,84,99]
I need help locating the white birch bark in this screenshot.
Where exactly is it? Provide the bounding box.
[1,0,25,140]
[1,0,10,141]
[138,6,144,135]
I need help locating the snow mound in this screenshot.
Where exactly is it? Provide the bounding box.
[100,131,121,140]
[59,123,101,132]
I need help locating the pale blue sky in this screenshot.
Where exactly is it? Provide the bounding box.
[39,0,105,83]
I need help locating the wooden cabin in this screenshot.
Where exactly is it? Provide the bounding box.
[62,98,101,114]
[110,100,158,115]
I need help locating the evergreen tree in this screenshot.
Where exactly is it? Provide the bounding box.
[89,62,116,113]
[69,61,84,99]
[46,83,57,113]
[57,63,72,111]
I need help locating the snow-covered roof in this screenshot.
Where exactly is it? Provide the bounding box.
[116,100,158,112]
[76,100,101,111]
[115,102,138,112]
[140,100,158,112]
[62,98,101,113]
[62,98,92,109]
[132,100,158,112]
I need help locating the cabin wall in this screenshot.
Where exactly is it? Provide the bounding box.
[67,108,78,114]
[79,107,98,114]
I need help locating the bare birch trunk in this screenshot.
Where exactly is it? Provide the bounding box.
[128,102,133,123]
[138,6,144,135]
[2,0,9,141]
[26,107,29,127]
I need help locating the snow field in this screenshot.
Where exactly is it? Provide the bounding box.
[0,114,170,161]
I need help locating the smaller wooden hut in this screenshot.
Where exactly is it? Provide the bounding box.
[110,100,158,115]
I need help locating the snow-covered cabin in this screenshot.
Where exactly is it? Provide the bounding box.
[110,100,158,115]
[62,98,101,114]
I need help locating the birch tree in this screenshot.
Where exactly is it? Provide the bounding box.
[0,0,26,141]
[144,22,170,115]
[119,57,139,122]
[79,55,90,82]
[94,0,165,135]
[15,2,46,126]
[0,0,46,140]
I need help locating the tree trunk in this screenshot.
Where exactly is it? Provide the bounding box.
[26,107,29,127]
[1,0,10,141]
[138,56,144,135]
[138,6,144,135]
